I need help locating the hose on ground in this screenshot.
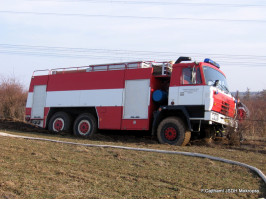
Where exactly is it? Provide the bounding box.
[0,132,265,184]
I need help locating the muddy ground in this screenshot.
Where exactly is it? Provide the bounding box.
[0,118,48,133]
[0,118,265,154]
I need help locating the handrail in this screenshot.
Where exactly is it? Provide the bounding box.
[32,69,51,77]
[32,61,173,77]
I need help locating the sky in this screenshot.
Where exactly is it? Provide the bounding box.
[0,0,266,92]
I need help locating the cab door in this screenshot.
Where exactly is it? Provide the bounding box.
[178,66,204,105]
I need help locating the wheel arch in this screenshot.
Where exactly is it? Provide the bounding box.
[46,107,98,129]
[73,112,97,138]
[152,106,192,136]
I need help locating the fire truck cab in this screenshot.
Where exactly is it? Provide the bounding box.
[25,57,237,146]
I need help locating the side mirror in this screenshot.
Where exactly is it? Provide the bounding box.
[214,80,220,87]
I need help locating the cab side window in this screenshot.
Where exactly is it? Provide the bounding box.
[182,68,193,84]
[182,67,202,85]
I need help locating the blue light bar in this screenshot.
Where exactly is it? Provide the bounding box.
[204,58,220,68]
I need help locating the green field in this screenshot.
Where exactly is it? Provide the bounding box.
[0,130,265,198]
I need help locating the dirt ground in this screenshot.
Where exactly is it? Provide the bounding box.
[0,118,48,133]
[0,118,265,198]
[0,118,265,154]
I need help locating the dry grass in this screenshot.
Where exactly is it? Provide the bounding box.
[0,77,27,120]
[0,130,265,199]
[238,90,266,138]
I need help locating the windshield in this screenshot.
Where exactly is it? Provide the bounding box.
[203,66,230,93]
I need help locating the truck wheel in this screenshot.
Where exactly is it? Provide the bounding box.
[73,113,97,138]
[48,111,71,133]
[157,117,191,146]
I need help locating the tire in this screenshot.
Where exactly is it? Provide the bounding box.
[48,111,72,133]
[157,117,191,146]
[73,113,97,138]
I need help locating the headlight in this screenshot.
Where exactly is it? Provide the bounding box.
[211,113,219,121]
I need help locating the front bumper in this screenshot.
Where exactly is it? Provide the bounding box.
[205,111,238,128]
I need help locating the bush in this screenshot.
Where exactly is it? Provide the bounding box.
[238,90,266,139]
[0,76,27,120]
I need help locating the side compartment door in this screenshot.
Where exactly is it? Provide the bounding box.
[123,79,150,119]
[31,85,47,119]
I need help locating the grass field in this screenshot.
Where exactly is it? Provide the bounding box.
[0,130,265,198]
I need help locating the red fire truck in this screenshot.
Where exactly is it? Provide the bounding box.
[25,57,237,145]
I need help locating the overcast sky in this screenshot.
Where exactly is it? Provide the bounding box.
[0,0,266,92]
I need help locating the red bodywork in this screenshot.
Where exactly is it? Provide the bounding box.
[203,63,235,118]
[212,91,235,118]
[170,62,236,118]
[26,60,236,131]
[27,66,162,130]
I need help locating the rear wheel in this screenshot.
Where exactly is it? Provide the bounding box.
[48,111,71,133]
[73,113,97,138]
[157,117,191,146]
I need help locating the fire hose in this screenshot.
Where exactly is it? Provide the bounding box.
[0,132,265,184]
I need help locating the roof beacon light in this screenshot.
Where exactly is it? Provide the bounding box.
[204,58,220,69]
